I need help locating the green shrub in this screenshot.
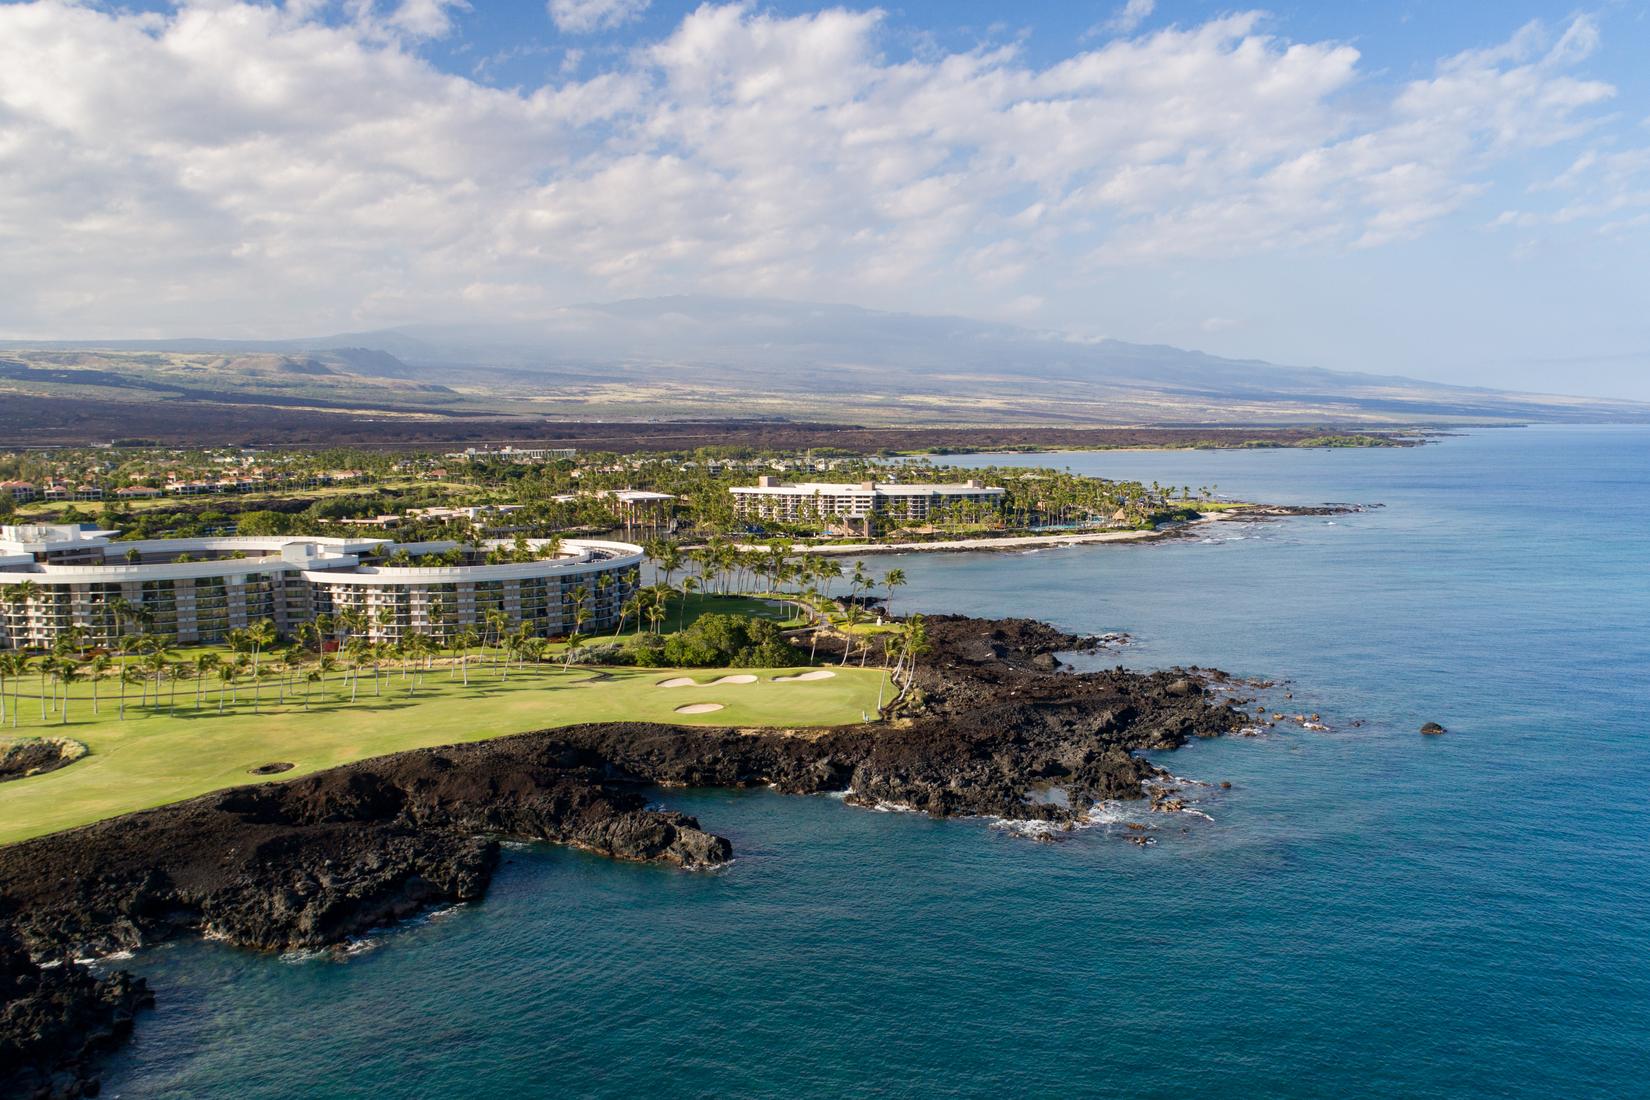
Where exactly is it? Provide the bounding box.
[658,613,800,668]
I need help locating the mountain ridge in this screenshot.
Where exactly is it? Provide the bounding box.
[4,295,1646,426]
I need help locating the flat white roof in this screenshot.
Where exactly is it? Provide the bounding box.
[0,535,640,586]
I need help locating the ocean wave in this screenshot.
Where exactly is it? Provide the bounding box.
[988,817,1067,839]
[869,799,919,813]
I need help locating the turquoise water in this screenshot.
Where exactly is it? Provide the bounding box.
[101,427,1650,1098]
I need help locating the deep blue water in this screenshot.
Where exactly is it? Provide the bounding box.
[101,426,1650,1099]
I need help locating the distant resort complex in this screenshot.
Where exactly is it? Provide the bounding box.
[0,523,641,649]
[731,477,1006,531]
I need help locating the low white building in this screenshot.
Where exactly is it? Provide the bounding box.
[730,478,1005,528]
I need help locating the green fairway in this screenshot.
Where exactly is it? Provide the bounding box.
[0,660,884,846]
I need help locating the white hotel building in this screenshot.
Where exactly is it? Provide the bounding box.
[0,524,641,649]
[730,477,1006,529]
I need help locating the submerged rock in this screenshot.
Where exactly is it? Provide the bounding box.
[0,929,151,1100]
[1420,722,1447,735]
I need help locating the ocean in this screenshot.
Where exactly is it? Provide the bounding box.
[99,426,1650,1098]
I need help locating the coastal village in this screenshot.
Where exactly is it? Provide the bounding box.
[0,441,1213,544]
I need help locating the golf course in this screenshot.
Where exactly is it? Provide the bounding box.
[0,660,885,846]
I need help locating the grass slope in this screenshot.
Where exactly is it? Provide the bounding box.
[0,661,883,845]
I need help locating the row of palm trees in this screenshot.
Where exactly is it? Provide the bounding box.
[643,537,908,612]
[0,610,603,728]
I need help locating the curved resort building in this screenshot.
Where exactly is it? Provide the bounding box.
[0,524,642,650]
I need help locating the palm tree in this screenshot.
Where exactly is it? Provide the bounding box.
[570,584,592,644]
[4,579,41,645]
[823,558,845,601]
[497,630,518,681]
[454,627,479,686]
[375,605,396,645]
[313,653,338,702]
[839,604,863,667]
[645,537,683,589]
[50,636,77,713]
[341,636,367,701]
[483,609,510,671]
[247,619,276,713]
[216,663,237,715]
[339,607,368,650]
[55,661,81,724]
[143,641,177,712]
[119,665,146,720]
[194,652,220,708]
[848,560,871,607]
[88,654,112,715]
[36,655,53,722]
[882,568,906,618]
[3,653,30,728]
[613,593,642,638]
[677,576,700,631]
[888,614,931,707]
[403,634,433,695]
[168,662,191,712]
[230,655,251,703]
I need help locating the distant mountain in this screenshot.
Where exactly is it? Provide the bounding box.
[298,295,1649,424]
[7,296,1648,425]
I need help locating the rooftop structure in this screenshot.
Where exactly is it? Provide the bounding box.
[0,524,640,649]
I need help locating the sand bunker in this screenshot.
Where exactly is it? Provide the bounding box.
[659,674,758,688]
[674,703,726,714]
[772,669,837,682]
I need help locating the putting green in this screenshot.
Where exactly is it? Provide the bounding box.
[0,661,886,846]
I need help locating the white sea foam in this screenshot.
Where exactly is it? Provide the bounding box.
[988,817,1065,838]
[870,800,918,813]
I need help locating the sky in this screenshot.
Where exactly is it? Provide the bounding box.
[1,1,1648,399]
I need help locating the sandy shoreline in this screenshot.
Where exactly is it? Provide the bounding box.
[736,511,1236,556]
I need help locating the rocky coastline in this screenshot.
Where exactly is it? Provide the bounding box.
[0,615,1245,1097]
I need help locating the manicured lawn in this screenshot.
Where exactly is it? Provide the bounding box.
[0,660,885,845]
[605,592,806,641]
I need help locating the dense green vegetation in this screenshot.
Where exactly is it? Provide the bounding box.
[612,613,801,668]
[1,440,1241,543]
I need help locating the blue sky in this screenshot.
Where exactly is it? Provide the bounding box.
[1,0,1648,398]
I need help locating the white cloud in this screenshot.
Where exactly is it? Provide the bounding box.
[549,0,649,34]
[0,2,1630,336]
[1099,0,1155,37]
[388,0,469,39]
